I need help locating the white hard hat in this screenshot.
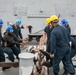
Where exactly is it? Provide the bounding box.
[9,23,12,25]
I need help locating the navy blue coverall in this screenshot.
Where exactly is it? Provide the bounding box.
[50,25,75,74]
[70,37,76,58]
[0,34,5,62]
[12,25,23,39]
[44,26,53,53]
[62,25,76,58]
[12,25,23,51]
[64,25,71,34]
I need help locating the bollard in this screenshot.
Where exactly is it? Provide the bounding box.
[19,52,34,75]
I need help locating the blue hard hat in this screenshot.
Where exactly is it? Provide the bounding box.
[60,19,68,26]
[6,26,13,32]
[16,19,21,25]
[0,19,3,26]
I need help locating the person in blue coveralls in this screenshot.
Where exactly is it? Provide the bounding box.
[0,19,12,71]
[4,26,24,61]
[12,19,23,51]
[60,19,76,75]
[0,19,5,62]
[43,18,54,60]
[49,15,75,75]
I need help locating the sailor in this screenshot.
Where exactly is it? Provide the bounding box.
[0,19,5,62]
[12,19,23,51]
[42,18,54,67]
[4,26,24,61]
[60,19,76,75]
[28,24,33,34]
[0,19,12,71]
[49,15,75,75]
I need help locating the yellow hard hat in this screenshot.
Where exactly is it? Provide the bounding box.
[46,18,51,24]
[50,15,59,22]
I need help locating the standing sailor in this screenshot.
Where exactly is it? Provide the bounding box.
[49,15,75,75]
